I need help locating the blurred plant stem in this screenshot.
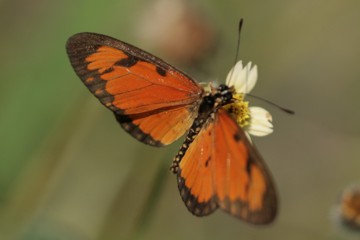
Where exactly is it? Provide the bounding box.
[131,156,170,240]
[96,148,172,240]
[0,95,92,239]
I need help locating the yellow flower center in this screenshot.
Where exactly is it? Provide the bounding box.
[223,93,250,127]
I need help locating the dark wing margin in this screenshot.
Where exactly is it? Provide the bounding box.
[66,33,203,146]
[176,109,277,223]
[177,119,219,216]
[213,110,277,224]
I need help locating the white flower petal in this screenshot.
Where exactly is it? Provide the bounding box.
[249,106,273,127]
[225,61,242,87]
[225,61,258,93]
[247,125,273,137]
[247,106,273,137]
[246,64,257,93]
[226,61,244,89]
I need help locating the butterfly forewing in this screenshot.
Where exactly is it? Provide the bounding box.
[66,33,203,146]
[178,109,277,224]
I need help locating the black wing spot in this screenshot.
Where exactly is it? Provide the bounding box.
[102,67,113,74]
[156,66,167,76]
[233,132,242,142]
[205,157,211,167]
[246,161,252,174]
[115,55,138,67]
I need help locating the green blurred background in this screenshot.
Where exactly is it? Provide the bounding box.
[1,0,360,239]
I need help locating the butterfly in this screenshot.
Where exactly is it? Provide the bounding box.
[66,32,277,224]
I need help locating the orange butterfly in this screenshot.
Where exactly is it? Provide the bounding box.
[66,32,277,224]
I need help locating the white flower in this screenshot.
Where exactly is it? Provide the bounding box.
[225,61,273,137]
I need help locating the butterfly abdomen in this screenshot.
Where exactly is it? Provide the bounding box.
[170,85,234,173]
[170,116,205,174]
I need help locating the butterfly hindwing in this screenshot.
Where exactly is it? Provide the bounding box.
[66,33,203,146]
[177,109,277,223]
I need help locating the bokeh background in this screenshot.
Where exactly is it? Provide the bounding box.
[1,0,360,239]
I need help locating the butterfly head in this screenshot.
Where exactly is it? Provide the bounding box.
[200,83,249,127]
[205,83,249,128]
[207,83,233,102]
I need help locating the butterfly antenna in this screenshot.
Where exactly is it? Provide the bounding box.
[231,19,293,115]
[234,18,244,65]
[246,93,295,115]
[227,19,244,87]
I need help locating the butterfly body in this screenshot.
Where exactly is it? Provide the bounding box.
[66,32,277,224]
[171,84,235,173]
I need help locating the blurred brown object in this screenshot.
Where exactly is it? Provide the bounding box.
[333,184,360,232]
[136,0,218,66]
